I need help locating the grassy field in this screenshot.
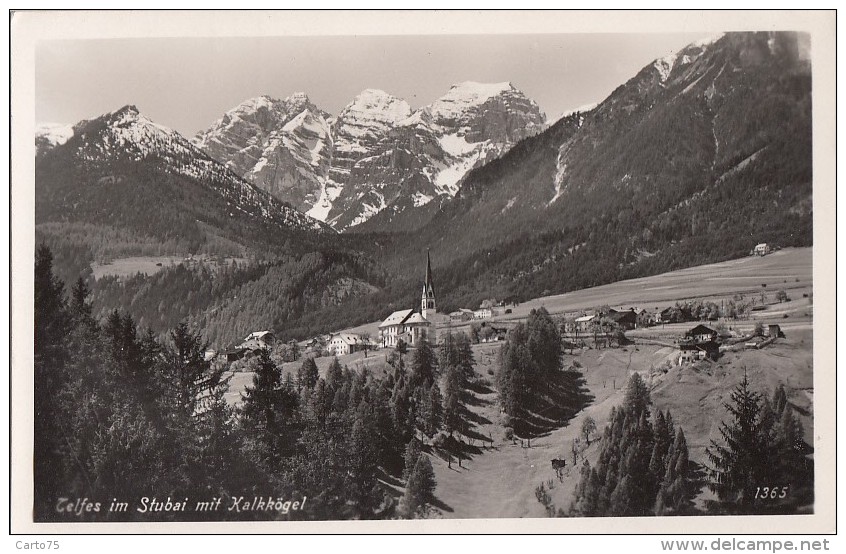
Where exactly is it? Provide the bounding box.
[90,256,184,279]
[223,349,394,407]
[490,247,812,323]
[91,254,249,280]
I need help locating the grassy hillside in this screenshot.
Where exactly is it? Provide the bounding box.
[238,248,814,518]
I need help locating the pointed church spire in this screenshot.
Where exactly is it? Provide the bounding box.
[425,249,434,296]
[422,249,436,318]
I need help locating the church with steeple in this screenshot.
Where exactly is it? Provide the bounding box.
[378,250,439,348]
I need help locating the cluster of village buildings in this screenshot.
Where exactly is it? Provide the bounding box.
[213,247,784,368]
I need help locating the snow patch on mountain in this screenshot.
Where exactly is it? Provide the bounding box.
[307,180,344,222]
[429,81,513,122]
[654,53,678,83]
[36,122,74,152]
[438,132,477,157]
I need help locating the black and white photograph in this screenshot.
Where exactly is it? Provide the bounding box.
[10,10,836,534]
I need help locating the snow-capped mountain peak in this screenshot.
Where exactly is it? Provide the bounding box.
[38,105,333,237]
[429,81,514,120]
[653,33,726,83]
[338,89,412,125]
[193,82,546,231]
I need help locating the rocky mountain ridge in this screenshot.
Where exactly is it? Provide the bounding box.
[192,81,547,230]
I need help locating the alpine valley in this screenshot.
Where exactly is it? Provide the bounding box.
[35,32,812,349]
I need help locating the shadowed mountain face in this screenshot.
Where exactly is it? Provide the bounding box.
[193,83,547,230]
[36,105,334,261]
[366,32,812,309]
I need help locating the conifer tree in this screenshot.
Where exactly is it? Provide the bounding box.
[656,428,692,515]
[706,373,769,512]
[240,348,300,468]
[409,338,438,389]
[425,383,443,437]
[326,356,343,388]
[624,372,651,417]
[33,245,71,520]
[402,455,436,517]
[403,438,422,481]
[456,332,476,381]
[443,365,464,436]
[349,411,380,514]
[298,357,319,390]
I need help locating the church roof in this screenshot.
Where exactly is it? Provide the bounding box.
[379,309,414,328]
[404,312,430,325]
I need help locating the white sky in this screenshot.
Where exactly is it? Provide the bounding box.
[36,33,712,136]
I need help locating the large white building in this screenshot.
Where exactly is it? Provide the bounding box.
[378,309,432,348]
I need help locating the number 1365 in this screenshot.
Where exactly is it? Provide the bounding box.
[755,485,789,499]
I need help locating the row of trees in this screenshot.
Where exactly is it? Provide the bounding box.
[569,371,812,517]
[497,308,562,424]
[571,374,694,516]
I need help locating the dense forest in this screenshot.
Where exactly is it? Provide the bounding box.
[564,373,812,516]
[34,245,492,521]
[570,374,696,517]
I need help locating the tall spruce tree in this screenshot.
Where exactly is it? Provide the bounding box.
[409,338,438,389]
[706,373,769,512]
[403,438,422,481]
[656,428,692,515]
[326,356,343,388]
[443,364,464,436]
[402,454,436,517]
[298,357,319,390]
[240,348,300,468]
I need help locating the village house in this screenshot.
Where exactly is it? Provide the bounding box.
[574,313,597,334]
[753,243,771,256]
[239,331,275,351]
[678,324,720,364]
[637,309,657,328]
[473,307,493,320]
[449,308,475,322]
[480,325,509,343]
[378,251,437,349]
[327,333,371,356]
[608,308,638,331]
[686,324,719,343]
[301,335,329,357]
